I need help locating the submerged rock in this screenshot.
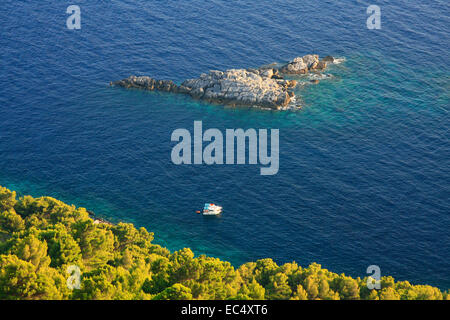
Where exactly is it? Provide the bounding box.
[112,54,338,109]
[112,76,178,92]
[322,55,335,63]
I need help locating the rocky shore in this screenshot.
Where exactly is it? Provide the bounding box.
[112,54,337,110]
[87,210,114,226]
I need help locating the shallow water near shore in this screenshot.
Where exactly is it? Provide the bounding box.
[0,1,449,288]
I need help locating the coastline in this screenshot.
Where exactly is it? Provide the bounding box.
[0,185,448,300]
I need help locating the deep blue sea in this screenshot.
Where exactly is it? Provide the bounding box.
[0,1,449,288]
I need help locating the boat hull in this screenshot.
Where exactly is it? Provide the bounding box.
[203,210,222,216]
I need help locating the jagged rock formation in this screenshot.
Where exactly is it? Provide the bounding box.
[112,55,335,109]
[279,54,327,74]
[179,69,297,108]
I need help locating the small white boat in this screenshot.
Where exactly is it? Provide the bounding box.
[203,203,222,216]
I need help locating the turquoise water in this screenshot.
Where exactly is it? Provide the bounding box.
[0,1,449,288]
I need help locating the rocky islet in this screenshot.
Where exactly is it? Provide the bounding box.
[112,54,339,110]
